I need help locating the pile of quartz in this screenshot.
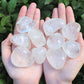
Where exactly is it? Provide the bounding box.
[10,16,46,67]
[43,18,81,70]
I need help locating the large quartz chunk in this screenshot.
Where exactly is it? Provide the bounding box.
[28,29,46,47]
[47,48,67,69]
[47,33,65,49]
[16,16,36,33]
[32,47,47,64]
[43,18,66,36]
[10,34,31,49]
[11,47,34,67]
[62,22,81,41]
[63,41,80,58]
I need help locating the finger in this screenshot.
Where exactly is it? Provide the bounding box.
[1,33,12,62]
[26,3,36,19]
[66,6,75,23]
[58,3,66,21]
[33,8,40,29]
[77,32,84,48]
[45,17,50,21]
[52,8,58,18]
[39,19,44,33]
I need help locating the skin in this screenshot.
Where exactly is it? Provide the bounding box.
[1,2,84,84]
[1,3,44,84]
[43,3,84,84]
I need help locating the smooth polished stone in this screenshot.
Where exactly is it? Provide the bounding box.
[16,16,36,33]
[28,29,46,47]
[63,41,80,58]
[32,47,47,64]
[47,33,65,49]
[43,18,66,36]
[62,22,81,41]
[46,48,67,70]
[10,33,31,49]
[11,47,34,67]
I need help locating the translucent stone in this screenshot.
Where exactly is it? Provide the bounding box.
[47,48,67,70]
[11,47,34,67]
[28,29,46,47]
[16,16,36,33]
[62,22,81,41]
[47,33,65,49]
[43,18,66,36]
[32,47,47,64]
[63,41,80,58]
[10,34,31,49]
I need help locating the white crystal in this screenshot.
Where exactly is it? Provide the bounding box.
[47,33,65,49]
[11,47,34,67]
[63,41,80,58]
[10,34,31,49]
[43,18,66,36]
[28,29,46,47]
[62,22,81,41]
[46,48,67,69]
[16,16,36,33]
[32,47,47,64]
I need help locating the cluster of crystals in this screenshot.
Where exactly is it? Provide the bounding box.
[10,16,46,67]
[43,18,81,70]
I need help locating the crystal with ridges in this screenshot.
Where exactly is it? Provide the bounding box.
[47,33,65,49]
[62,22,81,40]
[32,47,47,64]
[43,18,66,36]
[16,16,36,33]
[63,41,80,58]
[46,48,67,69]
[10,33,31,49]
[11,47,34,67]
[28,29,46,47]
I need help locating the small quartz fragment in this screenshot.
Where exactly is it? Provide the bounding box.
[47,48,67,69]
[16,16,36,33]
[10,33,31,49]
[43,18,66,36]
[47,33,65,49]
[28,29,46,47]
[32,47,47,64]
[11,47,34,67]
[63,41,80,58]
[62,22,81,41]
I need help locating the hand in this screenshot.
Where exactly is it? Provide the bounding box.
[1,3,43,84]
[43,3,84,84]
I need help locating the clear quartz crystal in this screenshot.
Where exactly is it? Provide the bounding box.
[28,29,46,47]
[43,18,66,36]
[16,16,36,33]
[63,41,80,58]
[47,48,67,70]
[62,22,81,41]
[11,47,34,67]
[10,33,31,49]
[47,33,65,49]
[32,47,47,64]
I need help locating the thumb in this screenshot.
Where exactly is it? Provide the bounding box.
[1,33,12,64]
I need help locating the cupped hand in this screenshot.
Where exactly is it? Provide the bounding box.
[43,3,84,84]
[1,3,43,84]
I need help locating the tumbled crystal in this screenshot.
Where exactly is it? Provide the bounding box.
[47,48,67,69]
[63,41,80,58]
[16,16,36,33]
[28,29,46,47]
[62,22,81,41]
[47,33,65,49]
[32,47,47,64]
[10,34,31,49]
[43,18,66,36]
[11,47,34,67]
